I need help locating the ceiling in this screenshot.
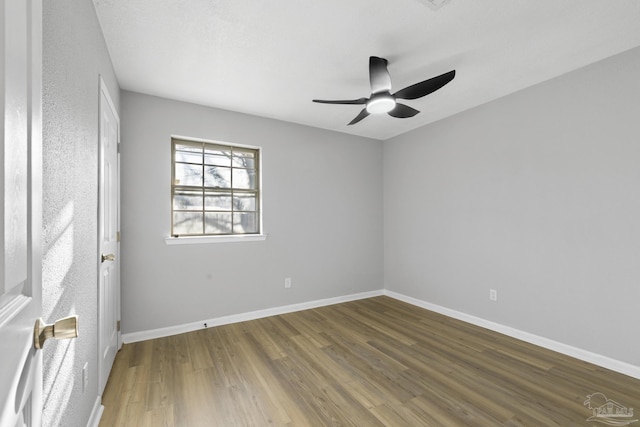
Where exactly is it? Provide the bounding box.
[92,0,640,141]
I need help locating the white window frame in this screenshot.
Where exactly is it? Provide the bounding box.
[165,136,266,245]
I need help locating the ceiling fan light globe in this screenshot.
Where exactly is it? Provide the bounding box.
[366,96,396,114]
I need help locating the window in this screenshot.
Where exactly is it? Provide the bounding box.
[171,138,261,237]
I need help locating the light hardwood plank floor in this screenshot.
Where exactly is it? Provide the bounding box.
[100,296,639,426]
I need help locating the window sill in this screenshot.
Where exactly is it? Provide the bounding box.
[165,234,268,245]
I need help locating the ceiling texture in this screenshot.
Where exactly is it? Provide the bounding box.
[92,0,640,141]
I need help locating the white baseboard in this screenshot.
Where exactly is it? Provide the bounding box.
[122,289,384,344]
[384,290,640,380]
[86,396,103,427]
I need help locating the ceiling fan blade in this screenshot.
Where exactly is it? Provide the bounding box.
[313,98,368,105]
[348,108,370,125]
[388,103,420,119]
[369,56,392,94]
[394,69,455,100]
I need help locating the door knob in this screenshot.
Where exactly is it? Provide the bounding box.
[101,253,115,262]
[34,315,79,349]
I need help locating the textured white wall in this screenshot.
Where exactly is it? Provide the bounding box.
[42,1,120,426]
[120,91,383,334]
[384,46,640,366]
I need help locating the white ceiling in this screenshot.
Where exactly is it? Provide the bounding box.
[92,0,640,141]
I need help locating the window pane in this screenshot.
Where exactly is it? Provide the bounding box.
[232,153,255,169]
[173,212,203,235]
[204,153,231,167]
[175,143,202,153]
[232,168,256,190]
[175,163,202,186]
[173,190,203,210]
[233,212,258,233]
[204,146,230,156]
[204,166,231,188]
[233,194,256,211]
[175,150,202,164]
[205,191,232,211]
[205,212,232,234]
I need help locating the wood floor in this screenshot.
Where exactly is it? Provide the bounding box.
[100,296,639,426]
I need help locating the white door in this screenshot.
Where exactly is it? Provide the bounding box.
[0,0,43,425]
[98,78,120,395]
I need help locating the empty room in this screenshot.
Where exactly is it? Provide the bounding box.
[1,0,639,426]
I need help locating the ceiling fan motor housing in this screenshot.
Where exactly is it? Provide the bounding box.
[366,92,396,114]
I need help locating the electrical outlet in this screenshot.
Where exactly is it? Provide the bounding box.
[82,362,89,393]
[284,277,292,289]
[489,289,498,301]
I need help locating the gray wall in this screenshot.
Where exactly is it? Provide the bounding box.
[42,1,120,426]
[120,91,383,334]
[384,46,640,366]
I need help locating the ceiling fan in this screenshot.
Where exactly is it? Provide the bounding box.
[313,56,455,125]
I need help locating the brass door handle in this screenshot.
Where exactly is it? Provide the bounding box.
[34,315,79,349]
[101,253,115,263]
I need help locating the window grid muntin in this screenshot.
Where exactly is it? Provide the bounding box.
[172,138,260,236]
